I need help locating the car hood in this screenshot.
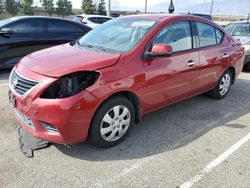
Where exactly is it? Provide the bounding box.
[18,43,121,77]
[234,36,250,45]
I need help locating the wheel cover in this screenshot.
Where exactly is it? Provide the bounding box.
[219,73,231,96]
[100,105,131,142]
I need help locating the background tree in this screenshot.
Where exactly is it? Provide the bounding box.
[20,0,34,15]
[97,0,105,15]
[0,0,4,14]
[81,0,96,14]
[40,0,54,16]
[56,0,72,18]
[5,0,19,16]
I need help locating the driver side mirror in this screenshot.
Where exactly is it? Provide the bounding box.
[0,28,14,35]
[146,43,173,58]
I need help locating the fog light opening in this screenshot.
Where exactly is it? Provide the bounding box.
[41,122,59,134]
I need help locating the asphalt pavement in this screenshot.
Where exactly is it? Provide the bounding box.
[0,69,249,188]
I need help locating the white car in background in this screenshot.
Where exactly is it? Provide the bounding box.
[73,15,113,28]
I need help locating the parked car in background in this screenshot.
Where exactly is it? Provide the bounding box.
[9,14,244,148]
[214,21,230,28]
[0,16,91,69]
[189,13,213,20]
[225,21,250,69]
[73,15,113,28]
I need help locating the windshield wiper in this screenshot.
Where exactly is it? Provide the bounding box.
[77,42,106,52]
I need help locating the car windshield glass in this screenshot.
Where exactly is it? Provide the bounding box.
[0,18,12,28]
[77,18,156,53]
[225,23,250,36]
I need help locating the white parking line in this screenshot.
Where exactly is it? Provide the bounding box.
[94,112,234,188]
[180,132,250,188]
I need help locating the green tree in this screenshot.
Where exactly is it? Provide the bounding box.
[97,0,105,15]
[40,0,54,16]
[5,0,19,16]
[0,0,4,13]
[56,0,72,17]
[81,0,96,14]
[20,0,34,15]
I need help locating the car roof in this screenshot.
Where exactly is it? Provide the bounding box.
[119,13,209,22]
[77,15,113,19]
[4,16,92,31]
[9,16,74,22]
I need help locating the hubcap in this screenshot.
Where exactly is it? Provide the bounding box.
[100,105,131,142]
[219,73,231,96]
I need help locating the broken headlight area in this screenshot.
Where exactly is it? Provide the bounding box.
[41,71,100,99]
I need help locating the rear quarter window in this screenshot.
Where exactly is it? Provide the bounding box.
[215,28,224,44]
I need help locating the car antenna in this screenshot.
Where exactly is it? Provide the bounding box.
[248,13,250,31]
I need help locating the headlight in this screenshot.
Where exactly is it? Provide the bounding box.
[41,71,100,99]
[243,45,250,53]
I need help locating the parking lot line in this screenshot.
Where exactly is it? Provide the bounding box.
[180,132,250,188]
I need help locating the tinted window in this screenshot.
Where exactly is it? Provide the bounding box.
[215,28,224,44]
[0,18,12,28]
[73,16,84,22]
[88,17,97,23]
[153,21,192,52]
[8,20,45,33]
[48,20,83,32]
[197,22,216,47]
[95,17,112,24]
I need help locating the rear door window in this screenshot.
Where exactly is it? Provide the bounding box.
[196,22,217,47]
[8,20,45,33]
[48,20,83,33]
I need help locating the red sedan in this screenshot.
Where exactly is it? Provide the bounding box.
[9,14,245,147]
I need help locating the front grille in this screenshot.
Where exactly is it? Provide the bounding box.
[10,69,39,96]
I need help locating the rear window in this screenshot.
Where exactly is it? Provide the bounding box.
[73,16,84,22]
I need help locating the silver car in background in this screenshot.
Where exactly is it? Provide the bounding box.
[225,21,250,70]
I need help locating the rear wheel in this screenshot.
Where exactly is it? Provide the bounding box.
[209,69,232,99]
[89,96,135,148]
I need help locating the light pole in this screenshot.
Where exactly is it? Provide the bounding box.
[107,0,111,16]
[145,0,148,13]
[210,0,214,16]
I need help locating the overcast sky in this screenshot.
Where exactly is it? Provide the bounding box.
[43,0,219,9]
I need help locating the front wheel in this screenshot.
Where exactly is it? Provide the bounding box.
[89,96,135,148]
[208,69,233,99]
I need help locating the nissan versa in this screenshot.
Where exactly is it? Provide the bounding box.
[9,14,245,148]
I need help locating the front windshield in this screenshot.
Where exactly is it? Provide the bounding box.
[225,23,250,36]
[0,18,12,28]
[77,18,156,53]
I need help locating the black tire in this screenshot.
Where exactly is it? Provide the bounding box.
[243,63,250,72]
[208,69,233,99]
[89,96,135,148]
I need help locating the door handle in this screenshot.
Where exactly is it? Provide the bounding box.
[186,61,196,67]
[223,54,230,58]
